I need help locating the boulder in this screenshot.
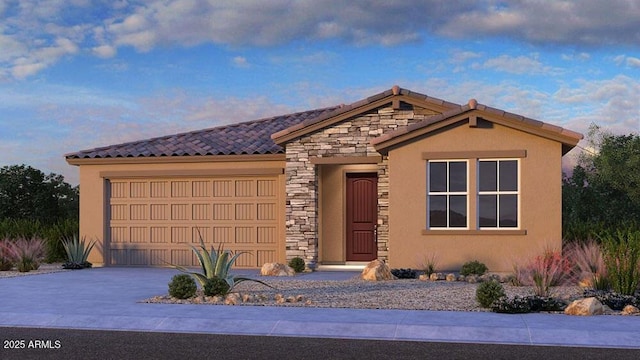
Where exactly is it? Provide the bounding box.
[360,259,395,281]
[564,297,604,316]
[260,262,295,277]
[418,274,430,281]
[445,273,456,282]
[429,273,439,281]
[622,305,640,316]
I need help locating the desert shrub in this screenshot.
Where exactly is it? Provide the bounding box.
[510,248,571,297]
[168,274,197,299]
[476,280,506,308]
[10,237,45,272]
[43,219,79,263]
[0,239,15,270]
[288,257,306,273]
[583,289,639,311]
[203,277,231,296]
[460,260,488,276]
[491,296,532,313]
[0,218,78,263]
[599,228,640,296]
[61,235,95,269]
[416,253,438,277]
[565,240,609,290]
[391,268,417,279]
[528,249,572,297]
[491,295,566,314]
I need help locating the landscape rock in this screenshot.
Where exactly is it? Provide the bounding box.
[360,259,395,281]
[429,273,439,281]
[224,293,241,305]
[622,305,640,315]
[564,297,604,316]
[418,274,429,281]
[466,275,478,284]
[446,273,456,282]
[260,262,295,277]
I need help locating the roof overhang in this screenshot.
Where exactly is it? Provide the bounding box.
[371,102,583,156]
[65,153,285,166]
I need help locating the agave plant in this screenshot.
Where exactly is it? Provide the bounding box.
[173,236,271,294]
[61,235,96,269]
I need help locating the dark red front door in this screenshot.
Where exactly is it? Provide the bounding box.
[346,173,378,261]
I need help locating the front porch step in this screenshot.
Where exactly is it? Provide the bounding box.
[316,263,367,271]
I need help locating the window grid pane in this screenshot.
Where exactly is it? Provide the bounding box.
[478,159,519,229]
[428,160,468,229]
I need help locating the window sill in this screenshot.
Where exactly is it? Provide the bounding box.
[422,229,527,236]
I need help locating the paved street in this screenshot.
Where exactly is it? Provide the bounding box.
[2,327,639,360]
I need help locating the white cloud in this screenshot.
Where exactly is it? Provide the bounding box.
[476,54,556,75]
[92,44,117,58]
[2,0,640,78]
[232,56,249,68]
[626,56,640,68]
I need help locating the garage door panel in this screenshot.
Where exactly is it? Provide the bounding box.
[108,176,282,267]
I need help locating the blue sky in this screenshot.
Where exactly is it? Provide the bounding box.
[1,1,639,185]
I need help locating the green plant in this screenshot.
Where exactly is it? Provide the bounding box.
[173,233,272,293]
[599,228,640,295]
[476,280,506,308]
[203,277,231,296]
[416,253,438,277]
[168,274,197,299]
[10,237,45,272]
[61,235,96,269]
[460,260,488,276]
[566,240,609,290]
[0,239,15,270]
[288,257,306,273]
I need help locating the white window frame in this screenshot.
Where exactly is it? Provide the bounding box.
[477,158,520,230]
[427,160,469,230]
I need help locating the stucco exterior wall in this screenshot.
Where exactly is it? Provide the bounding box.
[75,157,286,267]
[387,121,563,272]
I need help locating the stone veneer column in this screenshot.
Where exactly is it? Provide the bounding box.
[284,141,319,268]
[284,105,434,267]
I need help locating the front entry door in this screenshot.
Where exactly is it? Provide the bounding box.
[346,173,378,261]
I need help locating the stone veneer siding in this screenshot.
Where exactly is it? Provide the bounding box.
[284,105,436,268]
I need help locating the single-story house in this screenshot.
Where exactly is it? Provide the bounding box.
[65,86,582,272]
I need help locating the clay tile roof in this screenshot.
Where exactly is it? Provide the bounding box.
[65,107,339,159]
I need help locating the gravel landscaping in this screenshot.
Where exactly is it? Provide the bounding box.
[0,263,67,278]
[142,275,584,312]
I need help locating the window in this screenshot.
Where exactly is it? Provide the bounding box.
[428,160,468,228]
[478,159,519,228]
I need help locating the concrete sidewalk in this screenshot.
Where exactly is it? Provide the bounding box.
[0,268,638,349]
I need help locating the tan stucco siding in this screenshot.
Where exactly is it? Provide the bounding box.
[387,121,562,272]
[77,158,286,267]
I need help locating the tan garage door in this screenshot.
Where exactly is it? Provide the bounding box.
[107,176,283,268]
